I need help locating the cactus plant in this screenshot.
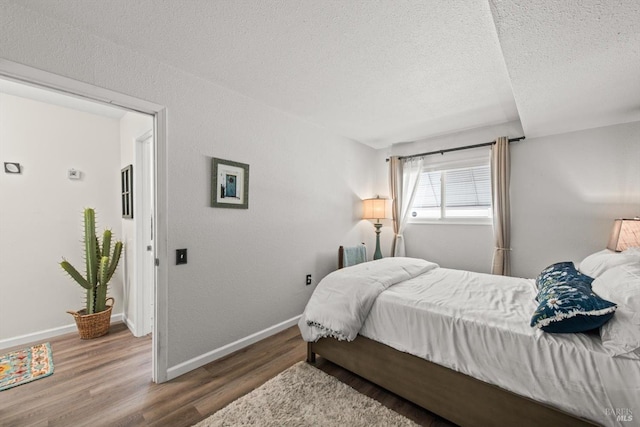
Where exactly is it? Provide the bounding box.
[60,208,123,314]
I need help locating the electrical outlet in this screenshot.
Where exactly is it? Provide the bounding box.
[306,274,312,286]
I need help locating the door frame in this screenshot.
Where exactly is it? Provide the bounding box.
[0,59,170,383]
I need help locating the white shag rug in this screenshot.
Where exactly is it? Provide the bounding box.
[194,361,420,426]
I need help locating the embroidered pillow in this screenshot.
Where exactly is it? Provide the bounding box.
[531,262,616,333]
[536,262,594,302]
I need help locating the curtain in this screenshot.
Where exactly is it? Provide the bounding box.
[389,156,423,257]
[491,136,511,275]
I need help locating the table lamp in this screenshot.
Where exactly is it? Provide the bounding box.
[363,196,391,260]
[607,218,640,252]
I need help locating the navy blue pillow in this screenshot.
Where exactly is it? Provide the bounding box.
[535,261,593,302]
[531,262,616,333]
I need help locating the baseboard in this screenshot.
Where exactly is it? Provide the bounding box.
[123,315,138,337]
[166,314,301,381]
[0,313,124,350]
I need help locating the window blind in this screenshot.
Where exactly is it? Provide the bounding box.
[445,166,491,208]
[411,165,491,219]
[413,171,441,208]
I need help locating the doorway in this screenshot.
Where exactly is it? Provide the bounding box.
[0,59,168,383]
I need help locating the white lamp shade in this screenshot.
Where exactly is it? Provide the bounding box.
[363,198,390,221]
[607,218,640,252]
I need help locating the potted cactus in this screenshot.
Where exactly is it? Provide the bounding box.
[61,208,123,339]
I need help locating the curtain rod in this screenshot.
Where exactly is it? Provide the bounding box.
[386,136,526,162]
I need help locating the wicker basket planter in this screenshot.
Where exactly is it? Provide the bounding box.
[67,297,114,340]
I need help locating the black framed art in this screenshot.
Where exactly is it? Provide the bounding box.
[121,164,133,218]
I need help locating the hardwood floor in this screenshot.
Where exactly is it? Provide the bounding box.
[0,323,454,427]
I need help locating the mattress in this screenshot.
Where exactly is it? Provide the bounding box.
[357,267,640,427]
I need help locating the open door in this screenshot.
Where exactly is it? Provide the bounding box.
[135,130,155,337]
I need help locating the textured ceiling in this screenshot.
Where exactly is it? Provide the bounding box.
[490,0,640,138]
[12,0,640,148]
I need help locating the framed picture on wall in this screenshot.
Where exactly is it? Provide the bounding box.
[211,158,249,209]
[121,164,133,218]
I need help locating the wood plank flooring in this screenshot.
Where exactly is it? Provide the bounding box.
[0,323,454,427]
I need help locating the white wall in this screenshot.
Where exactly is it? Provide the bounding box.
[381,120,640,278]
[0,93,122,341]
[0,4,376,369]
[511,121,640,278]
[119,111,153,334]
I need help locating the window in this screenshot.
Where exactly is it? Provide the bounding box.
[410,163,492,222]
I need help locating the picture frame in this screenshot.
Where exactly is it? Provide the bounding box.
[121,164,133,219]
[211,158,249,209]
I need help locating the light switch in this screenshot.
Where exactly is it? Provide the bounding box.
[176,249,187,265]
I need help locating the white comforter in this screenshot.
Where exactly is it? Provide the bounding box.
[298,257,438,342]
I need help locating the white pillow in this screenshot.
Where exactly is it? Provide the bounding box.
[592,263,640,359]
[578,248,640,278]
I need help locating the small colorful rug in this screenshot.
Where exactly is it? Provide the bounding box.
[0,342,54,391]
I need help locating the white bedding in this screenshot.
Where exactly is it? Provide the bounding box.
[298,257,438,341]
[357,267,640,427]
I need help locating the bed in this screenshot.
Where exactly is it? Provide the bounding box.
[298,253,640,427]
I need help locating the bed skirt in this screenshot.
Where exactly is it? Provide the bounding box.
[307,336,598,427]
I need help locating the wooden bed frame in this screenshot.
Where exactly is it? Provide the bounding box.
[307,336,599,427]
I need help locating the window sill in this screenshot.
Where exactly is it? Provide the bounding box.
[408,219,492,226]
